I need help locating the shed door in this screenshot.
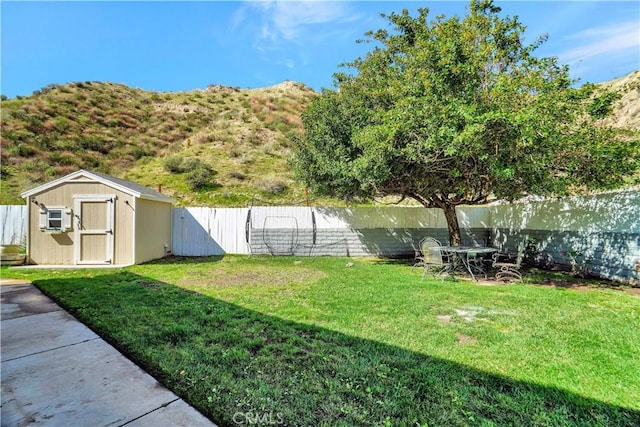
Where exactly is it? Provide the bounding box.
[74,195,115,264]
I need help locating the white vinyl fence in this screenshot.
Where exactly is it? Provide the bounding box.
[3,189,638,283]
[488,190,639,284]
[1,205,26,245]
[172,207,249,256]
[171,205,489,257]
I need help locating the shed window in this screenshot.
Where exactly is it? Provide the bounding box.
[47,209,63,230]
[39,207,72,232]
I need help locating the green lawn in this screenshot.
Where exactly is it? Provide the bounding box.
[4,256,639,426]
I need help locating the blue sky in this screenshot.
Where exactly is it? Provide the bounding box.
[1,1,639,98]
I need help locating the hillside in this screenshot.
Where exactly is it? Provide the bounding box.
[1,71,639,205]
[597,69,640,129]
[1,80,322,205]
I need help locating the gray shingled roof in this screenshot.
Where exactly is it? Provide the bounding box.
[21,169,174,203]
[88,170,173,202]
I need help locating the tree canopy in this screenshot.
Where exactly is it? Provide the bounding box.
[293,0,639,245]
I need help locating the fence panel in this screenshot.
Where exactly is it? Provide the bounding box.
[1,205,27,245]
[489,191,640,284]
[172,207,250,256]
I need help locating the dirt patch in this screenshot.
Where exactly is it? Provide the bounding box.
[436,314,453,324]
[528,278,640,297]
[454,307,489,322]
[624,287,640,296]
[468,274,639,297]
[473,279,511,287]
[179,266,326,288]
[452,306,515,323]
[456,333,477,345]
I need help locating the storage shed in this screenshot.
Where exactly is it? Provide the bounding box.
[21,169,174,266]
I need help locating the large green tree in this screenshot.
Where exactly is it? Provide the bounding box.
[293,0,638,245]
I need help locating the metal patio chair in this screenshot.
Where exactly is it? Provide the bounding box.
[417,237,454,280]
[492,251,523,282]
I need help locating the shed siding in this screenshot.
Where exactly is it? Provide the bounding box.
[26,182,134,265]
[112,192,135,265]
[135,198,172,264]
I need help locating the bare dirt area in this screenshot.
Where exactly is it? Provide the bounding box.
[179,266,326,289]
[531,280,640,297]
[472,274,640,297]
[456,333,477,345]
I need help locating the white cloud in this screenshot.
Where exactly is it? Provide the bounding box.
[232,1,364,72]
[558,21,640,65]
[242,0,360,43]
[231,4,248,30]
[235,1,363,47]
[268,1,359,41]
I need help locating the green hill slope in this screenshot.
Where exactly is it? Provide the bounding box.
[1,80,322,206]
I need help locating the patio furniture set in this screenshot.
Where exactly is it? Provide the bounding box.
[414,237,523,282]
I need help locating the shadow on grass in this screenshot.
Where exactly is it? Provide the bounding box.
[34,272,639,427]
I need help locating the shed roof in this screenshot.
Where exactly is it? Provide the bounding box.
[21,169,174,203]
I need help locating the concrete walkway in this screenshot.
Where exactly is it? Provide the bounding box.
[0,279,217,426]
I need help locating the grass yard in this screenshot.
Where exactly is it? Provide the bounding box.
[3,256,639,426]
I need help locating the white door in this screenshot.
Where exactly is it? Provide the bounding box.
[74,195,115,264]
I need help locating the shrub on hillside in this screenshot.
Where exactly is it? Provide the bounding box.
[181,157,204,172]
[163,155,184,173]
[186,161,216,190]
[164,155,216,189]
[258,177,288,195]
[9,143,36,157]
[130,147,153,160]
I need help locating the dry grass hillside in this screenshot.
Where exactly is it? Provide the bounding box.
[1,80,321,205]
[1,70,638,205]
[598,69,640,129]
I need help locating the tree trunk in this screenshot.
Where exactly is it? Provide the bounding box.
[441,203,461,246]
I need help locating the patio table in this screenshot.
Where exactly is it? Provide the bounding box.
[440,246,498,281]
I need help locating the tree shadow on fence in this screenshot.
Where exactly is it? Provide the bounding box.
[310,206,489,258]
[491,191,640,284]
[34,272,640,427]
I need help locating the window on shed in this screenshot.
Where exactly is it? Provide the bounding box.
[39,207,73,232]
[48,209,63,229]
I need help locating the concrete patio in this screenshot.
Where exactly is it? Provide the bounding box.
[0,279,216,426]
